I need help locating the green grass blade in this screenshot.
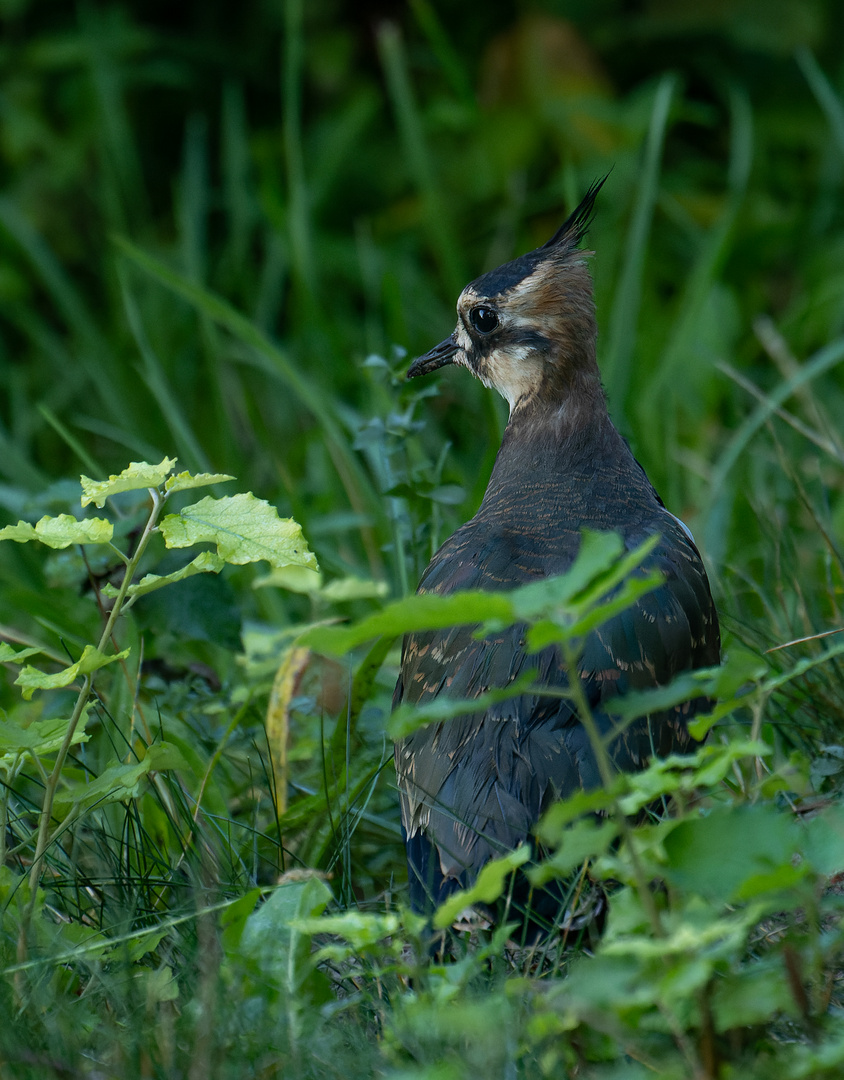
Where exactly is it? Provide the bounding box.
[377,21,465,297]
[602,72,677,413]
[114,236,379,514]
[796,48,844,157]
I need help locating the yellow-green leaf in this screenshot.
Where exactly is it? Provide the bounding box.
[0,515,113,548]
[159,493,318,570]
[15,645,130,700]
[164,470,235,494]
[433,846,532,929]
[81,457,177,508]
[101,551,225,600]
[0,643,42,664]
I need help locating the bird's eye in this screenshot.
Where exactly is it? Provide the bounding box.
[470,306,499,334]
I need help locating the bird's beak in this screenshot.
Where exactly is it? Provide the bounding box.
[407,336,459,379]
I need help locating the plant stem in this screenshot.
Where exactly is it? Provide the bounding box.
[20,488,165,946]
[561,637,665,939]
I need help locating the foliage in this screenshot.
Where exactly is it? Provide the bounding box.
[1,0,844,1076]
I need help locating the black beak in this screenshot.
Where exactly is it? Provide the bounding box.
[407,336,459,379]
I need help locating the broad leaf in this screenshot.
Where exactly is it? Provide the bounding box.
[0,514,113,548]
[239,876,333,1000]
[159,493,318,570]
[81,457,177,508]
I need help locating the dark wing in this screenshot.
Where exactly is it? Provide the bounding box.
[394,519,719,903]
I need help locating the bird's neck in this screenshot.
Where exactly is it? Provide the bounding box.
[481,381,632,503]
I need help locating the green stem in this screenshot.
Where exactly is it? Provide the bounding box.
[561,638,665,939]
[22,488,165,931]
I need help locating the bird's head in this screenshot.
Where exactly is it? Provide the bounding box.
[408,176,607,417]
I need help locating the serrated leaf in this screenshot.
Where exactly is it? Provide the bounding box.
[15,645,130,700]
[528,817,619,885]
[0,643,42,664]
[164,470,235,494]
[81,457,177,508]
[159,493,318,570]
[101,551,225,600]
[0,515,113,548]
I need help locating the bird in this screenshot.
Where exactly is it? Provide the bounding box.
[392,177,720,938]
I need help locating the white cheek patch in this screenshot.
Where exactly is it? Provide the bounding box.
[482,348,543,412]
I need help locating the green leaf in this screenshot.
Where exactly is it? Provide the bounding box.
[300,589,515,656]
[0,514,113,548]
[388,671,538,739]
[254,565,324,593]
[528,817,619,885]
[159,493,318,570]
[53,758,152,814]
[293,910,399,949]
[239,876,333,1000]
[508,530,626,621]
[711,960,798,1031]
[0,706,92,761]
[15,645,130,700]
[0,643,42,664]
[662,805,799,905]
[163,469,235,494]
[320,575,389,601]
[802,803,844,876]
[80,457,177,507]
[101,551,225,600]
[433,845,531,929]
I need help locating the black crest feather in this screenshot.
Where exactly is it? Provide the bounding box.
[542,172,610,251]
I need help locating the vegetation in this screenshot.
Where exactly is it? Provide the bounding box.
[2,0,844,1075]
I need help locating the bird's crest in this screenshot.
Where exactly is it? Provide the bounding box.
[541,173,609,252]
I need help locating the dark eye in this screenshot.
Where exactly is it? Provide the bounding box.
[470,306,499,334]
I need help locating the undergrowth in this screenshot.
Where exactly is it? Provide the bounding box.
[2,1,844,1077]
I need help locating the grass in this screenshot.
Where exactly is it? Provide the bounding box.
[2,1,844,1076]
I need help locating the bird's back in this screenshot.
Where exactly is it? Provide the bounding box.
[394,408,719,912]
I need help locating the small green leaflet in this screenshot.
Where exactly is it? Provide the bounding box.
[0,643,42,664]
[0,514,113,548]
[160,493,318,570]
[81,457,178,508]
[52,759,151,815]
[101,551,225,602]
[300,590,514,656]
[0,706,93,763]
[433,845,531,929]
[164,470,235,494]
[16,645,130,700]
